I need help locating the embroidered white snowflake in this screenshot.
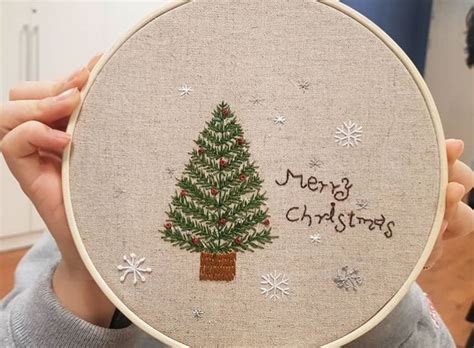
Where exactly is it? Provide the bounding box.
[297,79,310,92]
[117,253,152,285]
[273,115,286,126]
[260,271,289,300]
[309,158,323,169]
[334,266,362,291]
[113,187,127,198]
[310,233,322,243]
[192,308,204,319]
[178,84,193,96]
[335,120,363,147]
[249,96,265,105]
[355,199,369,210]
[165,167,176,179]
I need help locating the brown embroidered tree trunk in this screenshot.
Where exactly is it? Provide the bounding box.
[199,252,236,281]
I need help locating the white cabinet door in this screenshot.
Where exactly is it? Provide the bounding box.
[0,155,32,239]
[0,1,31,102]
[32,1,107,80]
[102,1,168,49]
[0,2,39,250]
[31,1,169,80]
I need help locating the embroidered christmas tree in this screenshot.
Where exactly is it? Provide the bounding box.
[159,102,276,281]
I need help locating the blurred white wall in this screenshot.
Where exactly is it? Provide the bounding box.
[425,0,474,168]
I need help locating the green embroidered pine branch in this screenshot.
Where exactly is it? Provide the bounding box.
[191,150,221,173]
[161,229,206,253]
[171,195,218,224]
[220,151,251,173]
[159,102,277,254]
[223,192,267,218]
[207,120,243,138]
[178,177,220,209]
[220,175,264,206]
[216,142,249,160]
[201,126,242,146]
[184,161,218,189]
[195,137,248,160]
[218,209,269,238]
[167,208,216,238]
[207,120,238,134]
[218,158,255,182]
[232,228,273,252]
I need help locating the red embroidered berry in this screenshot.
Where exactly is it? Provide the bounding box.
[218,218,227,226]
[180,190,188,197]
[236,137,245,145]
[219,159,227,168]
[197,147,205,155]
[263,219,270,226]
[210,187,219,196]
[222,107,230,118]
[164,222,172,230]
[239,174,247,182]
[192,236,201,245]
[234,237,241,245]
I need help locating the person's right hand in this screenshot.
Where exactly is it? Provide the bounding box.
[0,54,116,327]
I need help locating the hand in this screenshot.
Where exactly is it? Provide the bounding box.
[425,139,474,269]
[0,54,115,327]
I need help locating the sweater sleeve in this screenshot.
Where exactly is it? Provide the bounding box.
[345,282,456,348]
[1,232,138,348]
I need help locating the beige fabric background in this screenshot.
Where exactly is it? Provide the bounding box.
[68,0,442,346]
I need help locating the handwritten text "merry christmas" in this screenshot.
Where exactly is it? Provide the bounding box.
[275,169,395,238]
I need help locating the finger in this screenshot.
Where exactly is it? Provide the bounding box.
[424,219,448,269]
[444,201,474,239]
[50,117,70,132]
[87,52,103,71]
[446,139,464,167]
[9,67,88,101]
[444,182,466,222]
[450,160,474,193]
[0,87,79,135]
[1,120,70,186]
[38,149,63,163]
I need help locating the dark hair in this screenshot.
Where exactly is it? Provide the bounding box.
[467,6,474,67]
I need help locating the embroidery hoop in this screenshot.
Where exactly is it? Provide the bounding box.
[62,0,447,346]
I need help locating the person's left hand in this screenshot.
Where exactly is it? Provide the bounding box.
[425,139,474,269]
[0,53,116,327]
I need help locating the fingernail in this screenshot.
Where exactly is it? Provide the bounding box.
[54,87,78,102]
[51,129,71,141]
[65,66,86,83]
[456,139,464,153]
[450,182,466,200]
[87,52,103,70]
[92,52,103,60]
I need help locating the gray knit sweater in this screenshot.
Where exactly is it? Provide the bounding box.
[1,232,455,347]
